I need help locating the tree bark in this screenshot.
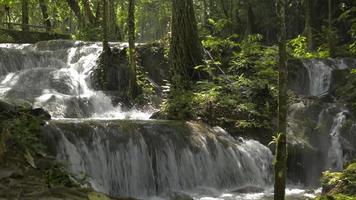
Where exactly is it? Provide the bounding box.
[328,0,335,57]
[170,0,204,89]
[82,0,96,25]
[109,0,123,41]
[128,0,138,97]
[304,0,314,51]
[274,0,288,199]
[102,0,110,53]
[66,0,82,24]
[39,0,51,32]
[21,0,29,31]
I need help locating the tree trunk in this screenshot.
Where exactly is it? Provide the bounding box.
[21,0,29,31]
[128,0,138,97]
[109,0,123,41]
[82,0,96,25]
[94,1,102,25]
[304,0,314,51]
[274,0,288,199]
[39,0,51,32]
[328,0,335,57]
[244,4,255,38]
[170,0,204,89]
[102,0,110,53]
[66,0,82,25]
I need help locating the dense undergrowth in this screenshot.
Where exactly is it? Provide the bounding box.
[317,162,356,200]
[158,35,278,140]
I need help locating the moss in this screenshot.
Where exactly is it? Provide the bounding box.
[320,162,356,197]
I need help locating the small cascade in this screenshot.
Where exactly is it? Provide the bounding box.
[0,40,151,119]
[301,58,355,97]
[302,59,332,96]
[326,111,347,171]
[43,120,274,198]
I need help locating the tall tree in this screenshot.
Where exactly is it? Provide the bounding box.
[328,0,335,57]
[128,0,138,97]
[66,0,82,26]
[102,0,110,53]
[82,0,96,25]
[39,0,51,31]
[170,0,203,89]
[274,0,288,199]
[304,0,314,51]
[109,0,123,41]
[21,0,29,31]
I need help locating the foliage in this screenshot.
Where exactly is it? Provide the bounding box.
[287,35,329,58]
[335,72,356,117]
[320,162,356,198]
[0,106,45,159]
[45,163,80,188]
[161,35,278,133]
[134,64,157,106]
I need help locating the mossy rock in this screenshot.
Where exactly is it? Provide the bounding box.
[320,162,356,197]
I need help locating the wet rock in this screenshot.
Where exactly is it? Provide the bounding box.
[30,108,51,120]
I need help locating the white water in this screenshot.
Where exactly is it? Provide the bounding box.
[45,120,274,198]
[302,59,353,97]
[0,41,153,119]
[326,110,347,171]
[2,41,347,199]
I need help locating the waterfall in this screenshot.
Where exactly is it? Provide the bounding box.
[0,40,151,119]
[1,41,276,199]
[303,59,332,96]
[43,120,273,198]
[302,59,354,97]
[326,111,347,171]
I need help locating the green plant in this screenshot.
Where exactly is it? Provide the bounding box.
[287,35,329,58]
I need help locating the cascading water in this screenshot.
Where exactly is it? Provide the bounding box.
[326,110,347,171]
[302,59,353,97]
[1,41,288,199]
[0,40,151,119]
[285,58,356,187]
[43,120,274,198]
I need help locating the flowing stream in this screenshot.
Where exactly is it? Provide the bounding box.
[1,40,351,199]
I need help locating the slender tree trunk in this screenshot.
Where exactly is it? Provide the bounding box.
[39,0,51,32]
[274,0,288,199]
[328,0,335,57]
[128,0,138,97]
[66,0,82,25]
[21,0,29,31]
[304,0,313,51]
[82,0,95,25]
[102,0,110,53]
[171,0,204,89]
[109,0,123,41]
[95,1,101,25]
[244,4,255,38]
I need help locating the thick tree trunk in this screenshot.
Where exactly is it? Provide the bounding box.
[39,0,51,32]
[170,0,204,89]
[274,0,288,199]
[128,0,138,97]
[21,0,29,31]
